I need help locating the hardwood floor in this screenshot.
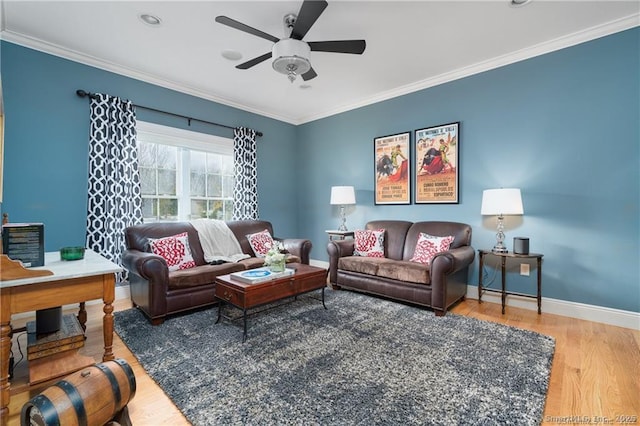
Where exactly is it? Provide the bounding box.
[6,292,639,425]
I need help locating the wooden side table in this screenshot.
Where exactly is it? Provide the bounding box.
[0,249,121,425]
[478,250,544,315]
[325,230,355,241]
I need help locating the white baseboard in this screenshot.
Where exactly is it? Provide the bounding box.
[466,285,639,330]
[309,259,639,330]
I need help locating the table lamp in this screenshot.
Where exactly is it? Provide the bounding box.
[481,188,524,253]
[330,186,356,231]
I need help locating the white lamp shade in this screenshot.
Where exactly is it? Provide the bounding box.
[481,188,524,215]
[330,186,356,205]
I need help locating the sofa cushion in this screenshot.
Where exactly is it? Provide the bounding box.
[237,254,302,270]
[338,256,385,276]
[149,232,197,271]
[410,233,454,266]
[168,263,246,290]
[237,256,268,270]
[339,256,430,285]
[246,229,274,258]
[377,260,431,285]
[353,229,385,258]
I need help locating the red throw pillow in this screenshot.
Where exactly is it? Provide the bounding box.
[246,229,274,258]
[354,229,385,258]
[149,232,196,271]
[410,233,454,265]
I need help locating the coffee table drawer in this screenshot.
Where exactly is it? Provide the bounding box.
[295,274,327,293]
[216,285,245,307]
[245,280,297,306]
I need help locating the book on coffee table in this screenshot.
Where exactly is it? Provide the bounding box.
[230,267,294,284]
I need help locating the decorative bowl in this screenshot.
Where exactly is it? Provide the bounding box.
[60,246,86,261]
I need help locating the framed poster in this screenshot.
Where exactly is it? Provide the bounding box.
[374,132,411,205]
[414,122,459,204]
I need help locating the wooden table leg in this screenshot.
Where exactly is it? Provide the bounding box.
[0,293,12,426]
[102,276,115,362]
[78,302,87,333]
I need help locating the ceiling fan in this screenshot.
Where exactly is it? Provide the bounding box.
[215,0,366,83]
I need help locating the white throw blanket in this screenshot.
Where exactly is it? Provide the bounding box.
[189,219,250,263]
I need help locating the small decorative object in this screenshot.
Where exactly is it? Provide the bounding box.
[513,237,530,255]
[60,246,86,261]
[414,122,460,204]
[330,186,356,231]
[374,132,411,205]
[263,241,286,272]
[481,188,524,253]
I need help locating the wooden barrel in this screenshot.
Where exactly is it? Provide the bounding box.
[21,358,136,426]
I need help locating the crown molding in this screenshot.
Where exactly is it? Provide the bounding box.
[0,29,298,124]
[1,13,638,126]
[296,13,640,124]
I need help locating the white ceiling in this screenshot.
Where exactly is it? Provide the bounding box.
[1,1,638,124]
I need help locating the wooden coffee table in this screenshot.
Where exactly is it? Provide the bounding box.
[215,263,328,342]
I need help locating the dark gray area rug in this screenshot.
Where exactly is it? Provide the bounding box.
[114,290,555,425]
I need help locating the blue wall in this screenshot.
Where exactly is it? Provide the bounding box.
[2,28,638,312]
[297,28,639,312]
[1,41,299,249]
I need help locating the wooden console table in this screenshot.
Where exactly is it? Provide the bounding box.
[0,249,121,425]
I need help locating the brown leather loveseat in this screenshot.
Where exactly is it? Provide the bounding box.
[123,220,312,324]
[327,220,474,316]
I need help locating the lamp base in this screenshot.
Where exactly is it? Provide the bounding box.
[492,215,508,253]
[338,205,348,232]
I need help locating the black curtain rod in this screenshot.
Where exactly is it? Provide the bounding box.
[76,89,263,138]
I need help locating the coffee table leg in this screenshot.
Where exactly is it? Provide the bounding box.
[242,309,248,343]
[216,301,224,324]
[322,287,327,310]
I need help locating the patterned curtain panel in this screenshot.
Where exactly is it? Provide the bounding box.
[232,127,258,220]
[86,93,143,282]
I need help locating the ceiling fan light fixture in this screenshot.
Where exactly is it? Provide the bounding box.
[272,39,311,82]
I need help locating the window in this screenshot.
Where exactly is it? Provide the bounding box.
[137,122,234,222]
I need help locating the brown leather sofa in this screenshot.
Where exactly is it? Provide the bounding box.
[327,220,474,316]
[123,220,312,324]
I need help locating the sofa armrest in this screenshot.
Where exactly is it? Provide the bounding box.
[430,246,475,277]
[277,238,313,265]
[122,249,169,292]
[327,240,355,284]
[430,246,475,312]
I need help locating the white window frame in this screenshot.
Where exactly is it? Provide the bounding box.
[136,121,234,221]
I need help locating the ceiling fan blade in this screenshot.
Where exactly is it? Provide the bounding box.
[308,40,366,54]
[301,67,318,81]
[291,0,328,40]
[215,16,280,43]
[236,52,272,70]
